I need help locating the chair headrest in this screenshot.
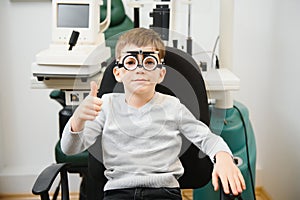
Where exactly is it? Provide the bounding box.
[100,0,126,27]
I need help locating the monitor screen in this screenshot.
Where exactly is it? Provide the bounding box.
[57,4,89,28]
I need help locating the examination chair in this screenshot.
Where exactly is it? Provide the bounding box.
[32,46,241,200]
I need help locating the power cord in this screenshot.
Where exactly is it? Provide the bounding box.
[234,105,257,200]
[211,35,220,69]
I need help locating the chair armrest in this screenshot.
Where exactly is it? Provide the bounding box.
[50,90,66,107]
[32,163,69,196]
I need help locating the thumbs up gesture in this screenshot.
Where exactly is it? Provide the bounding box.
[71,81,103,132]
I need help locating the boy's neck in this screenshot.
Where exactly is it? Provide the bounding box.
[125,91,156,108]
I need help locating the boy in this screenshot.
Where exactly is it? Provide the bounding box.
[61,28,246,200]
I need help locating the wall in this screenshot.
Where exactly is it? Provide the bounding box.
[0,0,58,193]
[0,96,3,171]
[233,0,300,199]
[0,0,300,199]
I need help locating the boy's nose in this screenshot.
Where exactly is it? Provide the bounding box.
[135,65,145,72]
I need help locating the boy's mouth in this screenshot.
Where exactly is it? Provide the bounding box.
[133,78,149,82]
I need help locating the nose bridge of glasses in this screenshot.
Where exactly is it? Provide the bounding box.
[133,54,153,66]
[136,54,144,65]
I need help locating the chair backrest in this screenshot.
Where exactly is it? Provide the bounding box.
[88,47,214,198]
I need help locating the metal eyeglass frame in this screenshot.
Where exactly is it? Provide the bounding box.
[116,50,164,71]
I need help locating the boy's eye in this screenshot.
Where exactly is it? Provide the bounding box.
[126,60,136,65]
[145,60,154,64]
[143,57,157,67]
[124,56,137,65]
[123,56,138,69]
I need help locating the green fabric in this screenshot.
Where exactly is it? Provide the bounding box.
[104,16,134,57]
[100,0,126,27]
[104,16,134,39]
[101,0,134,57]
[55,141,88,165]
[49,90,62,99]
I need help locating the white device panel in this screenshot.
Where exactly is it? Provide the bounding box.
[52,0,102,45]
[65,90,90,105]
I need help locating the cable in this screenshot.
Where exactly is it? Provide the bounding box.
[233,105,257,200]
[211,35,220,69]
[215,55,219,69]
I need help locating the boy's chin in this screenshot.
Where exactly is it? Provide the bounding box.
[130,85,155,95]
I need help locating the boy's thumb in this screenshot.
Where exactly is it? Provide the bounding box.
[89,81,98,97]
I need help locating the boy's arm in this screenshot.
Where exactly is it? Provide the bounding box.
[178,103,232,162]
[71,81,103,132]
[61,114,104,155]
[61,81,103,155]
[61,121,86,155]
[178,103,246,195]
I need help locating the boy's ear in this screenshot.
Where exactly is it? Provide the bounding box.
[113,66,122,82]
[158,67,166,84]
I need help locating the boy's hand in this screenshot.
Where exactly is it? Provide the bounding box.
[212,151,246,196]
[71,81,103,132]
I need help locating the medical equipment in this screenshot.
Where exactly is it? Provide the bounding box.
[32,0,111,84]
[127,0,240,109]
[128,0,173,41]
[52,0,104,45]
[149,4,170,41]
[195,102,257,200]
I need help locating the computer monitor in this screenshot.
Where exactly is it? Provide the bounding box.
[52,0,101,45]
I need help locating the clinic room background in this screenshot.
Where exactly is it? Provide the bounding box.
[0,0,300,199]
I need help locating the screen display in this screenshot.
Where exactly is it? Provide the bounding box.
[57,4,89,28]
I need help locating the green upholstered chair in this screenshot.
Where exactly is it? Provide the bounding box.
[100,0,134,56]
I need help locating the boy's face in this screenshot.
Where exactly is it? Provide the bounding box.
[113,45,166,95]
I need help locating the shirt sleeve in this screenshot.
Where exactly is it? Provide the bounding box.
[61,96,107,155]
[177,103,232,162]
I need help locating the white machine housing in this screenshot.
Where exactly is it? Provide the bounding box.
[34,0,110,66]
[52,0,102,45]
[32,0,111,83]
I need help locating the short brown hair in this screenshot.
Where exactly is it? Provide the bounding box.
[115,28,165,61]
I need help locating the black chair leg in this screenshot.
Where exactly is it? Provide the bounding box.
[53,182,60,200]
[40,193,50,200]
[60,169,70,200]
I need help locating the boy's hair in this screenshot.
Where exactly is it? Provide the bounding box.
[115,28,166,61]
